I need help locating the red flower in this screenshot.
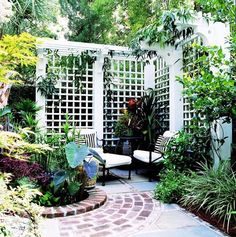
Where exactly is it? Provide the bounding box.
[127,98,136,111]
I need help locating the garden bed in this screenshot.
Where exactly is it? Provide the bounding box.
[42,188,107,218]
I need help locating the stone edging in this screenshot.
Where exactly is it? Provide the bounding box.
[42,188,107,218]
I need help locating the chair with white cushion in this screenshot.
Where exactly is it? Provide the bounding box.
[79,129,132,185]
[132,131,178,181]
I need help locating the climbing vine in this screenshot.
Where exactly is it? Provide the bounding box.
[130,9,194,59]
[102,56,116,139]
[178,44,236,160]
[37,50,96,97]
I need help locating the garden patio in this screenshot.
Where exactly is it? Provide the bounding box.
[0,1,236,237]
[40,168,228,237]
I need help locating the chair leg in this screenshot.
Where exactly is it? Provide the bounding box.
[102,165,106,186]
[107,169,110,176]
[149,162,152,182]
[128,164,131,180]
[133,159,138,174]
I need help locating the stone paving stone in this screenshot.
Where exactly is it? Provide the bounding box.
[156,210,200,229]
[144,203,154,210]
[113,218,128,225]
[132,206,142,211]
[93,224,112,231]
[90,230,112,237]
[76,223,94,229]
[132,226,226,237]
[130,182,157,192]
[118,209,128,214]
[163,203,180,210]
[139,210,152,217]
[52,192,158,237]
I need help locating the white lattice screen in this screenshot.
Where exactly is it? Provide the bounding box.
[103,57,145,146]
[182,35,203,129]
[45,54,94,134]
[154,57,170,130]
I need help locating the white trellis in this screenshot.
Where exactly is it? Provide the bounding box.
[36,13,230,164]
[36,42,147,145]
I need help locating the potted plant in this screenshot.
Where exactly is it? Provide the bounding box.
[115,97,142,138]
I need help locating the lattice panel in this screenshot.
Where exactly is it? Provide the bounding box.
[154,57,170,130]
[182,36,203,129]
[45,54,94,134]
[103,58,145,146]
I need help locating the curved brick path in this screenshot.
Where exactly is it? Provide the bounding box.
[41,169,227,237]
[57,192,162,237]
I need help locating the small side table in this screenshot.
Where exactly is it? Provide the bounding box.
[116,136,142,156]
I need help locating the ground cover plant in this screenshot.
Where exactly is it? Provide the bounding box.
[181,162,236,233]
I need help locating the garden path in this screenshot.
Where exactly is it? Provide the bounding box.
[40,169,228,237]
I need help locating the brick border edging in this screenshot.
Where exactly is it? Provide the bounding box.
[42,188,107,218]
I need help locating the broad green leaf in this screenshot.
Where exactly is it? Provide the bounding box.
[53,170,68,192]
[68,181,81,196]
[65,142,89,168]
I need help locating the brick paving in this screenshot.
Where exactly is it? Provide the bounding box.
[42,189,107,218]
[56,192,162,237]
[40,169,228,237]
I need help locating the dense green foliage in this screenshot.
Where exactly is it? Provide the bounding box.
[194,0,235,24]
[0,0,59,38]
[0,33,37,84]
[155,170,187,203]
[59,0,191,45]
[179,45,236,124]
[59,0,115,43]
[164,129,211,173]
[155,128,211,203]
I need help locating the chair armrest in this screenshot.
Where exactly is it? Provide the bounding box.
[97,138,104,148]
[88,148,106,165]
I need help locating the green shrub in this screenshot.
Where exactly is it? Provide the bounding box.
[154,170,187,203]
[163,128,211,173]
[181,162,236,231]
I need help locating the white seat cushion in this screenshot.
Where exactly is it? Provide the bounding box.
[91,147,104,154]
[99,153,131,169]
[133,150,163,163]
